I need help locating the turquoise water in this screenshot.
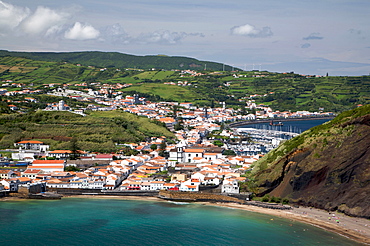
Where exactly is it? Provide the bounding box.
[0,198,361,246]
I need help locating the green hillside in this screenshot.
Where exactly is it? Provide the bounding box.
[0,50,233,71]
[0,110,174,153]
[0,51,369,112]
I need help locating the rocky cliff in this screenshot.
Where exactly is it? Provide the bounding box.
[250,105,370,218]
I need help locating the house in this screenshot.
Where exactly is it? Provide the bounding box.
[0,170,15,179]
[158,117,176,127]
[44,100,70,111]
[17,177,32,185]
[11,150,35,161]
[94,154,113,161]
[140,181,151,190]
[163,183,179,190]
[150,181,165,190]
[28,160,65,173]
[184,149,205,163]
[48,150,72,159]
[179,178,200,192]
[21,169,43,179]
[105,174,119,189]
[204,177,220,185]
[221,179,240,194]
[0,179,19,192]
[171,173,187,182]
[14,140,49,151]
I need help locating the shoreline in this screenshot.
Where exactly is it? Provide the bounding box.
[201,202,370,245]
[2,195,369,245]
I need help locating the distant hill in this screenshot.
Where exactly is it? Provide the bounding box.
[0,51,368,112]
[0,50,234,71]
[249,105,370,218]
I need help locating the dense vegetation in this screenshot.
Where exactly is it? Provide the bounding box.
[0,50,233,71]
[0,110,174,153]
[0,51,369,112]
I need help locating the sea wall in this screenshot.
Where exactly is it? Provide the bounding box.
[159,191,292,210]
[159,190,243,203]
[49,188,159,197]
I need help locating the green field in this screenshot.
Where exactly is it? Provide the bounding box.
[0,54,369,112]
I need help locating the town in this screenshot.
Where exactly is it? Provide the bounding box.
[0,71,335,199]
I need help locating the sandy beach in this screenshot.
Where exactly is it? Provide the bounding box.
[201,202,370,245]
[2,195,369,245]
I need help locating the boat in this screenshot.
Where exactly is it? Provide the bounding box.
[269,120,283,126]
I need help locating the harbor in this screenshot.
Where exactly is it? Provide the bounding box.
[228,118,331,155]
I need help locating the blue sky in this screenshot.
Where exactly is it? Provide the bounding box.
[1,0,369,76]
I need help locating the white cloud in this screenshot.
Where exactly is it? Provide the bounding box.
[134,30,204,45]
[100,23,129,43]
[301,43,311,48]
[231,24,273,38]
[0,1,29,32]
[64,22,100,40]
[20,6,68,35]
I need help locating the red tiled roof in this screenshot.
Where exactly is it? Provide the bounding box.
[32,160,65,164]
[17,140,44,144]
[184,149,204,153]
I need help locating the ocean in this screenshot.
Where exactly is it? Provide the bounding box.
[0,198,361,246]
[235,119,331,134]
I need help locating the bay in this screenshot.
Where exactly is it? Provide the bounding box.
[236,119,331,134]
[0,198,361,246]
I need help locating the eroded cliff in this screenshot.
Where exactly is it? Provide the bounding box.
[251,105,370,218]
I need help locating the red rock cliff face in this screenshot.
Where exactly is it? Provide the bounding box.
[253,112,370,218]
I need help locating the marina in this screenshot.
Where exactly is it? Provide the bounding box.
[229,118,331,155]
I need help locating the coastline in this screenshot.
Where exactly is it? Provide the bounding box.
[2,195,369,245]
[202,202,370,245]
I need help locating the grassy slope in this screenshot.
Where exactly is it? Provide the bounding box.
[0,110,174,153]
[1,55,369,112]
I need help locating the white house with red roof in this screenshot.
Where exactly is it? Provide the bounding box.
[179,178,200,192]
[48,150,73,159]
[28,160,65,173]
[21,169,43,179]
[14,140,49,151]
[150,180,165,190]
[0,170,15,179]
[183,148,205,163]
[93,154,113,161]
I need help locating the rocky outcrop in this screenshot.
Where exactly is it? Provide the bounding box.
[252,106,370,218]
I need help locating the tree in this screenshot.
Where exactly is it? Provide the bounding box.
[174,117,184,131]
[213,140,224,147]
[223,149,236,156]
[65,165,80,172]
[69,137,79,160]
[150,144,158,151]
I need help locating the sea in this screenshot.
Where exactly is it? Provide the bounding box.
[235,118,332,134]
[0,198,362,246]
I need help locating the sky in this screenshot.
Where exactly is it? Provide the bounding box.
[0,0,369,76]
